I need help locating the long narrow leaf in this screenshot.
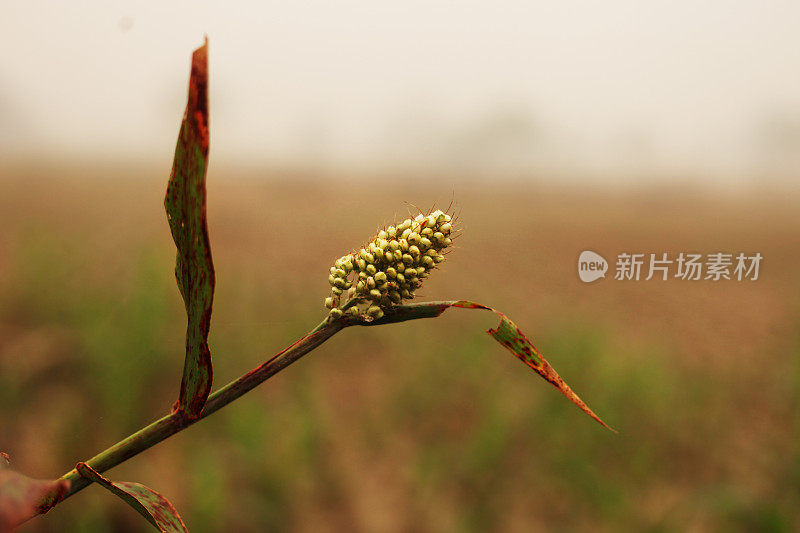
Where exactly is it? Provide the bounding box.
[451,301,615,431]
[75,463,187,533]
[370,300,615,431]
[165,38,215,419]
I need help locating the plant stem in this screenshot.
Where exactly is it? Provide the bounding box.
[54,301,455,502]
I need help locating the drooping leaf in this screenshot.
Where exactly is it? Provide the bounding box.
[75,463,187,533]
[372,300,615,431]
[450,301,615,431]
[453,301,615,431]
[0,467,69,532]
[165,38,215,419]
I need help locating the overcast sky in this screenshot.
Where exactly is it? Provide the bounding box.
[2,1,800,185]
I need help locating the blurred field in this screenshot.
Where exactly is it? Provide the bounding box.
[1,162,799,532]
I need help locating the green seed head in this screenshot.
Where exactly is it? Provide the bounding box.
[324,206,456,314]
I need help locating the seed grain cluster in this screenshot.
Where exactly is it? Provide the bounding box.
[325,210,454,320]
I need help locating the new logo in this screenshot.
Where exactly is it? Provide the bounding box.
[578,251,608,283]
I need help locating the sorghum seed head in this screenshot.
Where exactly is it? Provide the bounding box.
[324,206,456,313]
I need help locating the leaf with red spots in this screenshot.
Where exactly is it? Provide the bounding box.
[165,38,215,419]
[364,300,613,429]
[0,467,69,531]
[449,300,615,431]
[75,463,187,533]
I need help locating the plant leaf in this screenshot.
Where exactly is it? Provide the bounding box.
[165,38,215,419]
[75,463,187,533]
[447,301,615,431]
[0,468,69,531]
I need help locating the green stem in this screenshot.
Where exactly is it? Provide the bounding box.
[54,301,455,502]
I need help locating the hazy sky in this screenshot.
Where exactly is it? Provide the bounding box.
[3,1,800,185]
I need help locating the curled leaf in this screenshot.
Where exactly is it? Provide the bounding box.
[75,463,187,533]
[0,469,69,532]
[165,37,215,419]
